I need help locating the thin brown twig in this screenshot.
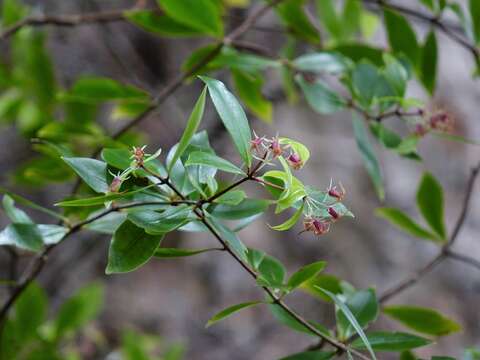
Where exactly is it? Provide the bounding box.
[379,161,480,303]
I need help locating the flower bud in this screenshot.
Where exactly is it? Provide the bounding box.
[287,152,303,170]
[429,111,453,132]
[269,137,283,158]
[328,207,340,220]
[250,133,265,153]
[109,176,122,193]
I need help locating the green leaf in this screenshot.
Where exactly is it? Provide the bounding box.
[200,76,252,167]
[318,287,377,360]
[287,261,327,290]
[211,199,270,220]
[351,62,394,108]
[336,289,379,340]
[296,75,346,114]
[420,31,438,95]
[185,151,244,175]
[470,0,480,44]
[301,274,344,302]
[56,186,156,207]
[60,77,149,104]
[206,301,262,327]
[276,0,321,44]
[279,351,335,360]
[279,137,311,165]
[101,148,131,170]
[106,220,164,274]
[168,86,207,172]
[154,247,217,258]
[128,206,191,234]
[55,283,104,338]
[207,216,248,261]
[292,52,350,74]
[400,351,417,360]
[257,254,286,288]
[38,224,68,245]
[352,113,384,200]
[213,189,246,205]
[125,9,202,37]
[270,202,304,231]
[316,0,343,40]
[14,283,47,342]
[157,0,223,37]
[0,223,43,252]
[2,194,33,224]
[384,9,420,67]
[416,173,446,240]
[333,44,384,66]
[232,70,272,123]
[375,208,440,242]
[62,157,109,193]
[351,331,432,352]
[383,305,461,336]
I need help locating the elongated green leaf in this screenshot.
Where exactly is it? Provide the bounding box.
[318,287,377,360]
[101,148,131,170]
[420,31,438,95]
[257,254,286,288]
[416,173,446,240]
[155,247,218,258]
[270,202,304,231]
[211,199,270,220]
[296,75,346,114]
[276,0,321,43]
[351,331,431,352]
[287,261,327,290]
[206,301,262,327]
[213,190,246,205]
[0,187,65,221]
[106,220,163,274]
[292,52,350,74]
[56,186,157,207]
[336,289,379,340]
[62,157,109,193]
[232,70,272,123]
[14,283,47,342]
[38,224,68,245]
[128,206,191,234]
[55,283,103,338]
[352,113,384,200]
[185,151,244,175]
[60,77,149,104]
[2,195,32,224]
[168,87,207,172]
[157,0,223,37]
[383,305,461,336]
[375,208,440,242]
[207,216,248,261]
[125,9,202,37]
[0,224,43,251]
[200,76,252,167]
[384,9,420,67]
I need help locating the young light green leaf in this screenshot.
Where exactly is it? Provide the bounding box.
[185,151,244,175]
[62,157,109,193]
[279,351,336,360]
[154,247,218,258]
[106,220,164,274]
[351,331,432,352]
[279,137,311,165]
[0,224,43,252]
[206,301,262,328]
[375,208,440,242]
[416,173,446,240]
[270,202,304,231]
[420,31,438,95]
[157,0,223,37]
[383,305,461,336]
[287,261,327,290]
[296,75,346,114]
[352,113,384,200]
[168,87,207,172]
[318,287,377,360]
[200,76,252,167]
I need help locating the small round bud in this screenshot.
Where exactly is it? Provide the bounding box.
[287,152,303,170]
